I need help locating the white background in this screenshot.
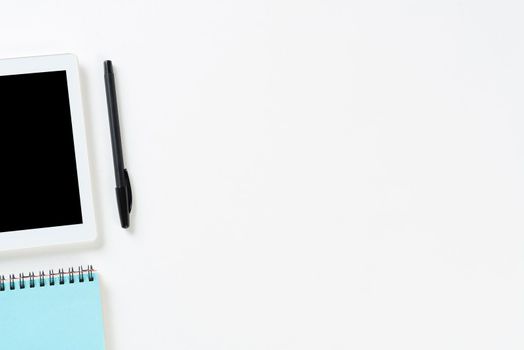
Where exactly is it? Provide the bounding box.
[1,1,524,349]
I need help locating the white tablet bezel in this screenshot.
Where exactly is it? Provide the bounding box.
[0,54,96,251]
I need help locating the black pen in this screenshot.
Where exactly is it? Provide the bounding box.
[104,60,132,228]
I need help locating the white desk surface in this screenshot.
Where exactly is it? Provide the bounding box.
[1,1,524,349]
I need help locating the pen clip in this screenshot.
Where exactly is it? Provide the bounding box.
[123,169,132,212]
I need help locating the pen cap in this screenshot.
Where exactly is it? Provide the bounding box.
[104,60,114,74]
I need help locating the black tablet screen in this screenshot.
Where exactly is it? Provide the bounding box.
[0,71,82,233]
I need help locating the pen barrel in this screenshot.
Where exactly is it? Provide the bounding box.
[104,64,125,187]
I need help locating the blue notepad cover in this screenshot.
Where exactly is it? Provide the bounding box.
[0,273,105,350]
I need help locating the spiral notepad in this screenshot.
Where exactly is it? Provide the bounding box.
[0,266,105,350]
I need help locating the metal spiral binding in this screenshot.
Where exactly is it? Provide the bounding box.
[9,275,15,290]
[0,266,95,292]
[29,272,35,288]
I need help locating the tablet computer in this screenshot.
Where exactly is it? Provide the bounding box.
[0,54,96,251]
